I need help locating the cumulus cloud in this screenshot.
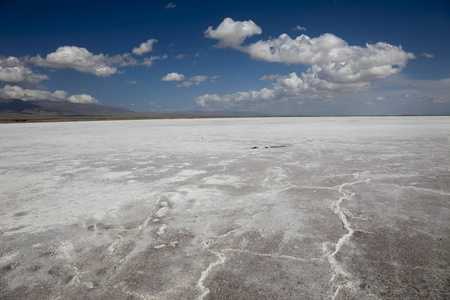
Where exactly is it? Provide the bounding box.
[195,73,293,107]
[0,56,49,85]
[205,17,262,49]
[132,39,157,56]
[67,94,100,104]
[0,85,68,101]
[30,46,119,77]
[196,88,276,107]
[199,18,415,107]
[28,42,164,77]
[161,72,185,81]
[422,53,434,58]
[198,75,450,113]
[0,85,101,104]
[205,18,414,85]
[245,34,414,69]
[196,70,373,107]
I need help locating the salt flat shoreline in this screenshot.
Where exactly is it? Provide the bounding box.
[1,117,449,299]
[1,114,448,124]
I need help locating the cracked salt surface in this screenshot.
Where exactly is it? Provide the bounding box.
[1,117,449,299]
[196,250,226,300]
[322,174,372,299]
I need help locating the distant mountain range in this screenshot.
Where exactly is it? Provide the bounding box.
[0,98,135,120]
[0,98,268,121]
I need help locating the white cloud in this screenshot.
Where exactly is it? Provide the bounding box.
[196,94,222,107]
[175,54,187,59]
[206,18,414,71]
[28,42,164,77]
[164,2,176,9]
[0,56,49,85]
[194,75,282,107]
[199,18,415,107]
[196,88,276,107]
[177,75,208,87]
[67,94,100,104]
[210,75,221,82]
[294,25,307,31]
[0,85,101,104]
[30,46,119,77]
[161,72,185,81]
[132,39,157,56]
[177,82,194,88]
[260,74,280,81]
[204,17,262,49]
[115,53,140,67]
[197,75,450,114]
[125,80,137,85]
[0,85,68,101]
[176,75,220,87]
[249,33,348,64]
[245,34,414,71]
[422,53,434,58]
[197,70,375,107]
[433,98,447,103]
[142,54,168,67]
[191,75,210,83]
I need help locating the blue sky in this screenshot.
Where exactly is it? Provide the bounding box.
[1,0,449,115]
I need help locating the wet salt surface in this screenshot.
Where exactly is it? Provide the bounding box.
[1,116,449,299]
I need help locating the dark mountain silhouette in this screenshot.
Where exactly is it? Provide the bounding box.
[0,99,41,112]
[0,98,263,121]
[0,98,133,118]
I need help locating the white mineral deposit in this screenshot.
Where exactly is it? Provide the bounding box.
[1,117,449,299]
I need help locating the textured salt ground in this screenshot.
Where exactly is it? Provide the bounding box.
[0,117,449,299]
